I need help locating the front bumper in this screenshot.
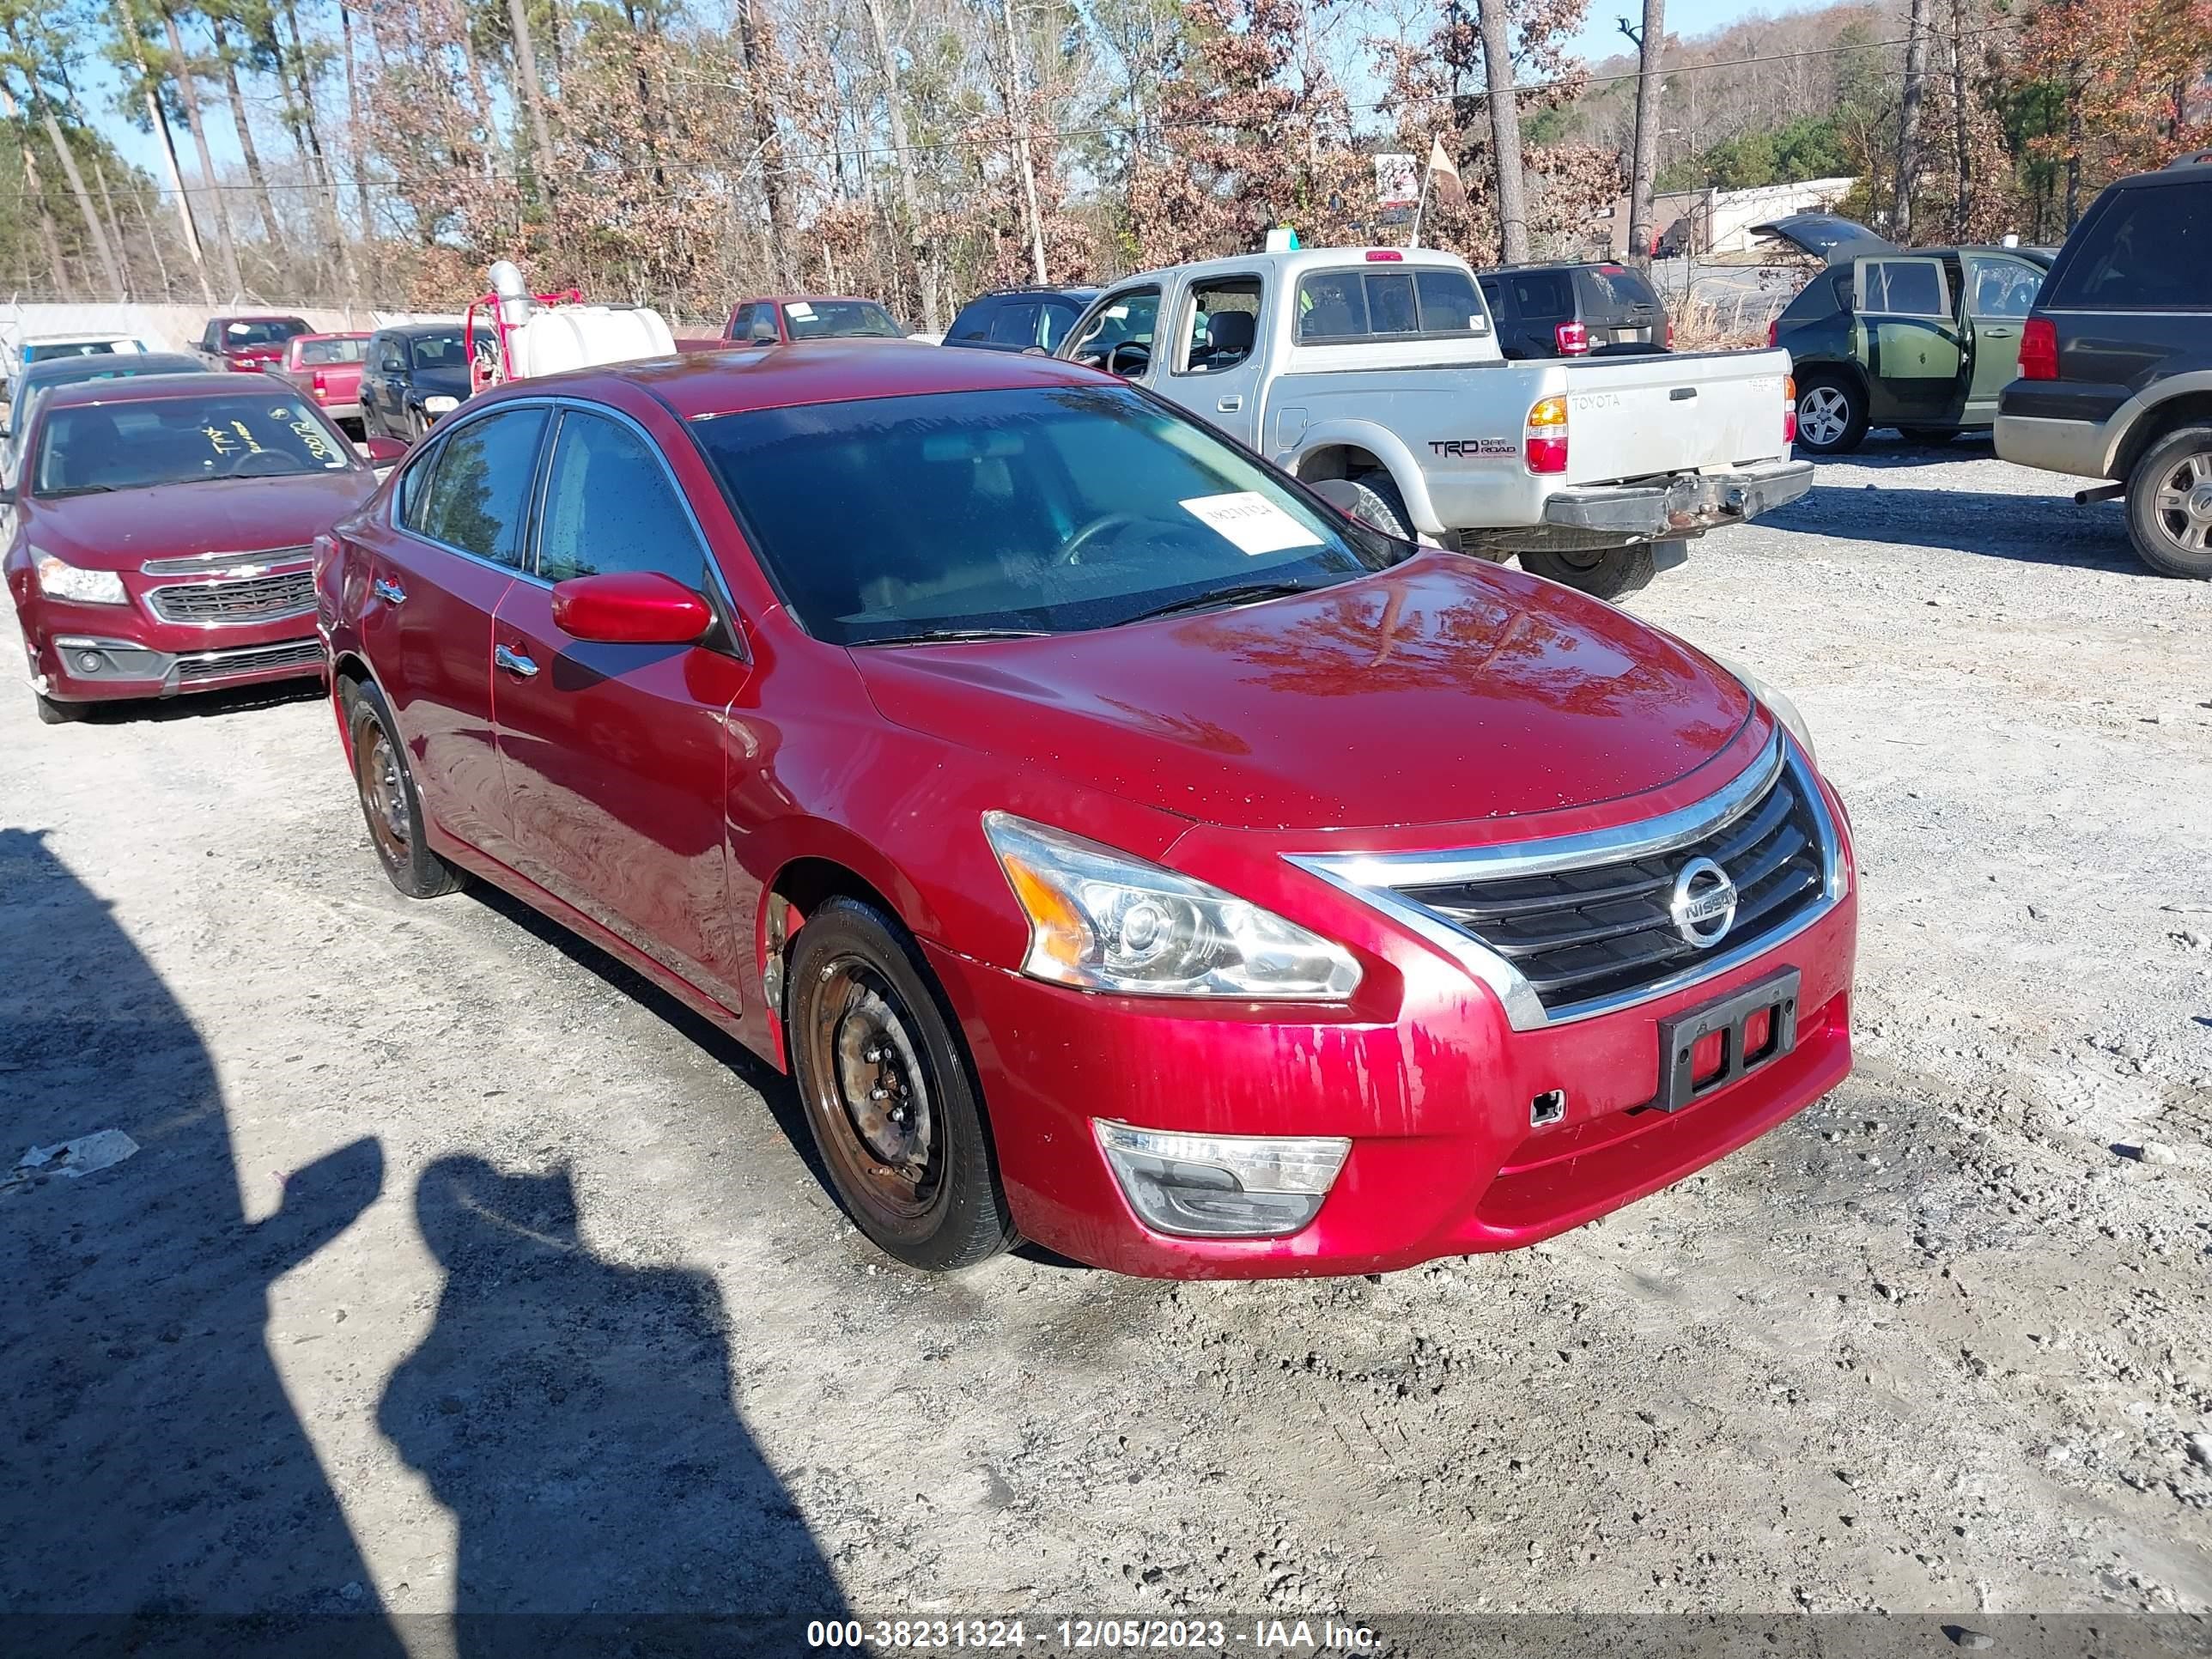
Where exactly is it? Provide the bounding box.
[17,586,325,704]
[926,848,1856,1280]
[1540,459,1815,543]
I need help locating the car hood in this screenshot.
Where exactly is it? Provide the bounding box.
[1750,215,1898,264]
[848,555,1754,833]
[24,470,377,569]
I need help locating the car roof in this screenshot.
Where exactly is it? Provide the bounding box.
[1112,245,1474,289]
[22,331,143,344]
[482,339,1106,422]
[40,371,283,410]
[968,286,1100,301]
[375,321,467,337]
[211,312,309,323]
[295,330,371,342]
[750,295,888,307]
[18,352,204,386]
[1482,260,1639,273]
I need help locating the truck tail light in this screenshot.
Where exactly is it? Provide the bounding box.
[1784,374,1798,446]
[1555,320,1589,356]
[1525,396,1569,475]
[312,369,327,398]
[2019,315,2058,380]
[1665,315,1675,349]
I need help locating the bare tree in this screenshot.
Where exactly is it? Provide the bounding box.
[113,0,213,302]
[505,0,559,206]
[0,76,70,289]
[861,0,938,331]
[0,21,130,301]
[1893,0,1929,237]
[206,12,281,254]
[156,0,245,296]
[1474,0,1528,262]
[993,0,1047,283]
[1624,0,1665,267]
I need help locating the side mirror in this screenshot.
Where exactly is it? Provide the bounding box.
[551,570,714,646]
[362,435,409,465]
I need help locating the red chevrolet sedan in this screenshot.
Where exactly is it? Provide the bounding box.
[4,373,393,723]
[319,344,1856,1278]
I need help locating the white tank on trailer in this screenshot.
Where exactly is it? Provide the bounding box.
[477,260,678,382]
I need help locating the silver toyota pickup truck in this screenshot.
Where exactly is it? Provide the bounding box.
[1056,247,1813,599]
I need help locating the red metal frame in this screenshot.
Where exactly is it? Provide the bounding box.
[464,285,584,392]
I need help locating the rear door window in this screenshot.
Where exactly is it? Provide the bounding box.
[1858,259,1950,317]
[2047,182,2212,310]
[1965,256,2044,319]
[1508,271,1573,321]
[947,300,994,343]
[1297,267,1488,341]
[407,406,550,568]
[985,302,1042,347]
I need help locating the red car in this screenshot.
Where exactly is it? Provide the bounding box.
[3,373,398,723]
[280,331,372,425]
[676,295,908,352]
[194,313,313,374]
[319,344,1856,1278]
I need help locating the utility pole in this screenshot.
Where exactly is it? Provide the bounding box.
[1893,0,1929,238]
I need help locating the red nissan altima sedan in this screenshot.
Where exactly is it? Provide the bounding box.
[319,343,1856,1277]
[3,372,390,723]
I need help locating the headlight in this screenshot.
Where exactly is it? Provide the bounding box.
[32,550,126,605]
[1723,659,1816,760]
[422,395,459,414]
[983,811,1361,1000]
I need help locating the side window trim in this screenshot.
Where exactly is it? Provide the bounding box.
[392,398,557,579]
[538,398,750,659]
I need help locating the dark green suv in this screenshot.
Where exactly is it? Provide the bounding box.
[1767,222,2053,454]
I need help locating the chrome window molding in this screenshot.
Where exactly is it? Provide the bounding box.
[1289,732,1844,1032]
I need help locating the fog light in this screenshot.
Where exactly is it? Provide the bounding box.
[1093,1121,1349,1239]
[77,651,102,673]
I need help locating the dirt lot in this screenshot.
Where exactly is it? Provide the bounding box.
[3,437,2209,1643]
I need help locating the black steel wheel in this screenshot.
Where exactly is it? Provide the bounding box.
[346,679,460,898]
[787,896,1015,1271]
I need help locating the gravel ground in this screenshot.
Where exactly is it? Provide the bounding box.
[2,435,2209,1641]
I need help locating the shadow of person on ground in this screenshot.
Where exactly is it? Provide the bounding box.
[379,1155,848,1658]
[0,827,400,1657]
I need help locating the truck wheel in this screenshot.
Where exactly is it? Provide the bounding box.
[786,896,1018,1273]
[2125,425,2212,580]
[1518,543,1658,600]
[1794,375,1867,455]
[1309,471,1412,541]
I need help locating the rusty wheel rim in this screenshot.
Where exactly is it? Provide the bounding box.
[357,718,411,868]
[801,955,941,1229]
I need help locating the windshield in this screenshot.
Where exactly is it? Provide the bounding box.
[781,301,903,340]
[408,331,471,371]
[33,392,356,496]
[297,336,368,366]
[222,319,309,349]
[691,383,1407,645]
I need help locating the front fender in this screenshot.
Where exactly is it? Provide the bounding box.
[1279,420,1446,537]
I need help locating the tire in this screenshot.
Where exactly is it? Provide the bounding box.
[786,896,1016,1273]
[406,405,428,444]
[1794,374,1867,455]
[1899,426,1957,445]
[1517,542,1659,601]
[2124,425,2212,580]
[346,678,461,898]
[33,690,82,725]
[1309,471,1413,541]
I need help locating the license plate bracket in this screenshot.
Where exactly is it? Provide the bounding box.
[1651,968,1801,1114]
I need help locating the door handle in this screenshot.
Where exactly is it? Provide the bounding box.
[372,576,406,605]
[494,643,539,679]
[1981,327,2015,339]
[1217,395,1243,412]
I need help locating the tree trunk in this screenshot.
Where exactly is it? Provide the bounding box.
[1893,0,1929,239]
[505,0,561,210]
[270,0,357,303]
[2063,69,2081,226]
[119,3,213,304]
[997,0,1047,283]
[1948,0,1969,239]
[159,2,245,298]
[209,18,282,253]
[86,148,136,301]
[339,0,374,278]
[734,0,793,281]
[2,36,131,302]
[861,0,938,331]
[1474,0,1528,262]
[1625,0,1666,268]
[0,82,70,293]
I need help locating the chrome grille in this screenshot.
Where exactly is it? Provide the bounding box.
[1392,756,1826,1016]
[174,639,324,683]
[148,568,315,624]
[140,545,312,577]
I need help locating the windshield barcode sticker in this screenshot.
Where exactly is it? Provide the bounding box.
[1179,492,1325,556]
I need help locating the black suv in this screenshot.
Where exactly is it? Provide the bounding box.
[942,286,1100,354]
[1996,152,2212,578]
[1474,262,1670,358]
